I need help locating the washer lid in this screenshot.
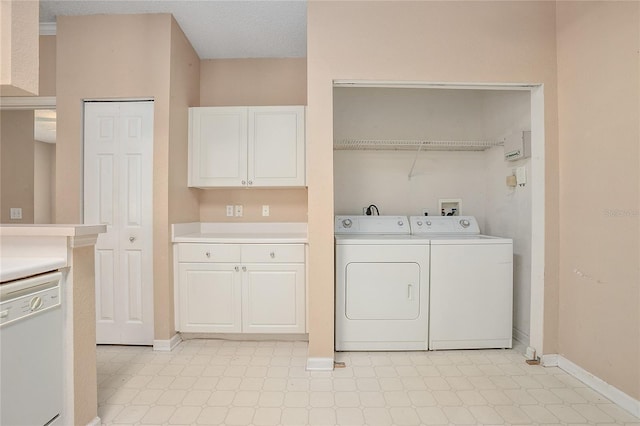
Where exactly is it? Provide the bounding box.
[335,215,410,234]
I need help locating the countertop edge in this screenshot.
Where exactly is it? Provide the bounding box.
[0,224,107,237]
[172,237,308,244]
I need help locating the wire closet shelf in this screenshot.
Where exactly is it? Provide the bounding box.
[334,139,504,151]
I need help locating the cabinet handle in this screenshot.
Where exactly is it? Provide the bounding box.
[205,251,211,258]
[241,180,246,185]
[248,180,253,185]
[242,266,247,272]
[235,266,239,272]
[270,252,275,258]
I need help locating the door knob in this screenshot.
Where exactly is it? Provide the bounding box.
[129,236,136,242]
[270,252,275,258]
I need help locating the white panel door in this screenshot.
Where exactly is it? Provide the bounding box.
[84,101,154,345]
[248,106,305,187]
[241,264,305,333]
[189,107,247,187]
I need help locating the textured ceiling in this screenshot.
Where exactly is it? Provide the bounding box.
[39,0,307,59]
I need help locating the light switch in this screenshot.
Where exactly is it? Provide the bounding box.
[10,208,22,219]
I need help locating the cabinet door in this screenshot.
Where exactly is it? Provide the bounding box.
[242,264,305,333]
[189,107,248,187]
[248,106,305,187]
[178,263,242,332]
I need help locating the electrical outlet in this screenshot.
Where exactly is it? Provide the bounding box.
[234,205,243,217]
[226,205,234,217]
[10,208,22,220]
[262,205,270,217]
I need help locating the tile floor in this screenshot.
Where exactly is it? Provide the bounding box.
[97,339,640,426]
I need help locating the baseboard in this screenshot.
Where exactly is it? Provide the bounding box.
[306,357,334,371]
[86,416,101,426]
[543,354,639,418]
[153,334,182,351]
[512,327,529,346]
[541,353,559,367]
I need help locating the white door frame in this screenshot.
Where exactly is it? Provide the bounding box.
[333,80,546,357]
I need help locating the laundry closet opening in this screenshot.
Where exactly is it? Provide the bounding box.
[332,81,545,357]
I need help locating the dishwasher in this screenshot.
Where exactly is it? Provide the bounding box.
[1,271,63,426]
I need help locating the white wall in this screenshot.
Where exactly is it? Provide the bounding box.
[334,150,489,221]
[334,88,490,141]
[482,91,532,344]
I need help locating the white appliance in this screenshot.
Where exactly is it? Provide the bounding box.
[411,216,513,350]
[1,271,63,426]
[335,215,429,351]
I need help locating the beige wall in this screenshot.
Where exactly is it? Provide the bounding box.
[307,1,561,359]
[200,189,308,222]
[198,58,308,223]
[0,110,35,223]
[69,245,99,425]
[556,2,640,400]
[165,18,201,337]
[200,58,306,106]
[56,14,179,341]
[34,140,54,223]
[0,0,39,95]
[39,35,56,96]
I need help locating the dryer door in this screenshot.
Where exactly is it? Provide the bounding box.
[345,262,420,320]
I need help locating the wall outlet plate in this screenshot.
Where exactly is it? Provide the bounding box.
[226,205,234,217]
[234,205,243,217]
[262,205,270,217]
[10,208,22,219]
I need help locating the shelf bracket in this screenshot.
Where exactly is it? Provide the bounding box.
[408,141,424,180]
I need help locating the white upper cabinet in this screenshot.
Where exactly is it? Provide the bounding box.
[189,106,305,188]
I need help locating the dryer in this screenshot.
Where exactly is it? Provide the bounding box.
[335,216,429,351]
[411,216,513,350]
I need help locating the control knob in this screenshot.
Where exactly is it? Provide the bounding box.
[342,218,353,228]
[416,221,423,226]
[426,220,432,226]
[459,219,470,228]
[397,220,404,226]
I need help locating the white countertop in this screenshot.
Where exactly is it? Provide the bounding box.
[1,257,67,283]
[0,224,106,237]
[172,222,308,244]
[1,224,106,282]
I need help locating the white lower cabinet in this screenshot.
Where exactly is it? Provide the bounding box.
[176,244,305,334]
[242,264,305,333]
[179,264,242,333]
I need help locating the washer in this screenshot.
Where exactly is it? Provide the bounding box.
[411,216,513,350]
[335,215,429,351]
